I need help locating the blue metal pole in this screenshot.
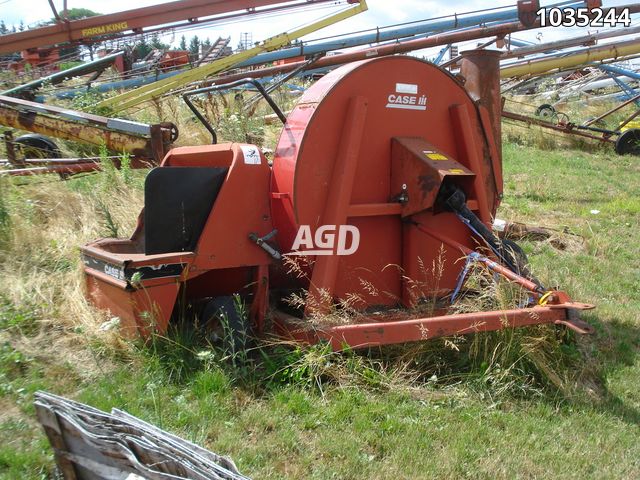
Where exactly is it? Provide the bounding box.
[233,0,587,68]
[598,64,640,105]
[598,63,640,82]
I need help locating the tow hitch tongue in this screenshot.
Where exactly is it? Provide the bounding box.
[81,53,594,348]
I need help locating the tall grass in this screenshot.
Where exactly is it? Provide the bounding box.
[0,157,144,351]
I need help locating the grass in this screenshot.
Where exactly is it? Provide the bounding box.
[0,134,639,478]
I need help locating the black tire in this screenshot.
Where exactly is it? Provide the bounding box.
[615,129,640,156]
[501,238,535,281]
[201,296,250,354]
[535,104,556,119]
[14,134,61,159]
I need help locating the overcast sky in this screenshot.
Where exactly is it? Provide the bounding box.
[1,0,638,58]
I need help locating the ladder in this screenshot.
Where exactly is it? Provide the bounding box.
[197,37,231,67]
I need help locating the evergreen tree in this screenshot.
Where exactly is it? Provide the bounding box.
[150,33,169,50]
[179,35,187,51]
[18,20,24,31]
[0,21,8,35]
[135,38,152,60]
[188,36,200,57]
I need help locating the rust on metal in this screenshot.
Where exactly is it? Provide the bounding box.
[79,56,593,349]
[0,95,175,167]
[0,0,331,54]
[502,110,616,143]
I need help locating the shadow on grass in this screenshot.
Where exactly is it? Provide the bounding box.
[578,312,640,426]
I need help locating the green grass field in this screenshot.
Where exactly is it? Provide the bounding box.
[0,141,639,479]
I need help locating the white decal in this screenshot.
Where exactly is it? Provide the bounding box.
[104,264,125,281]
[386,83,427,111]
[395,83,418,94]
[241,145,261,164]
[289,225,360,256]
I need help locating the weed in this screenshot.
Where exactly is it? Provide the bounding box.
[95,200,119,237]
[0,297,41,337]
[70,88,113,116]
[0,178,10,247]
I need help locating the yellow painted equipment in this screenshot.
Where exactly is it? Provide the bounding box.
[97,0,368,112]
[501,36,640,78]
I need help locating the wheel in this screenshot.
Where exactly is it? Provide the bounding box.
[501,238,538,285]
[14,134,61,159]
[555,112,570,126]
[169,124,179,143]
[615,129,640,156]
[535,104,556,119]
[159,122,179,143]
[200,296,250,354]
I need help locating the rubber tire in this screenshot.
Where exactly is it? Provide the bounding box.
[501,238,531,277]
[615,129,640,156]
[14,134,61,159]
[535,104,556,119]
[201,296,249,354]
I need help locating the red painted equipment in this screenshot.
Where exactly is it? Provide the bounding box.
[0,0,341,55]
[82,52,593,348]
[9,48,61,74]
[158,51,190,70]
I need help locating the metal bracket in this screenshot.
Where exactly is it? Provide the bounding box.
[249,230,282,261]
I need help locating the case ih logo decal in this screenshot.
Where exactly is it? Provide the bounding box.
[386,82,427,111]
[290,225,360,256]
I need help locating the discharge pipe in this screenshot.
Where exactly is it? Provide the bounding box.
[460,49,503,155]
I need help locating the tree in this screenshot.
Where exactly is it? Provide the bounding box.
[63,8,99,20]
[188,35,200,58]
[0,21,7,35]
[52,9,100,60]
[18,20,24,31]
[134,38,152,60]
[202,37,212,51]
[150,33,169,51]
[179,35,187,51]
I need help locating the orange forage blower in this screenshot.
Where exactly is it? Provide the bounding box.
[81,52,594,348]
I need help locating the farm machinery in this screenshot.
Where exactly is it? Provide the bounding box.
[81,51,594,349]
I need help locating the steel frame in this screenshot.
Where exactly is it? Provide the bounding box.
[0,0,339,54]
[97,0,368,111]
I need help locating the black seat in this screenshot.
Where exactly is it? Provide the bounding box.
[144,167,228,255]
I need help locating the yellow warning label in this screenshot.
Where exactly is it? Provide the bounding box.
[449,168,465,174]
[82,21,129,38]
[426,153,448,161]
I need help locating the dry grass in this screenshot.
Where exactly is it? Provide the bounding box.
[0,163,144,354]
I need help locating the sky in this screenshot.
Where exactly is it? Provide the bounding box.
[0,0,638,59]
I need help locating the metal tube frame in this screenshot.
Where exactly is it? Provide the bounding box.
[183,78,287,144]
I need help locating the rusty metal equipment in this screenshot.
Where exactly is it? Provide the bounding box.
[0,95,176,175]
[203,2,639,88]
[503,94,640,155]
[1,51,125,100]
[81,52,593,349]
[0,0,342,55]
